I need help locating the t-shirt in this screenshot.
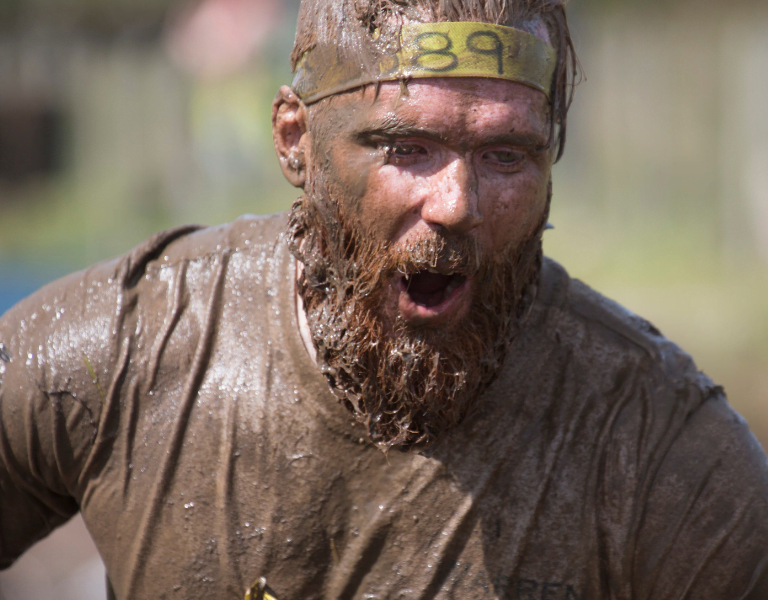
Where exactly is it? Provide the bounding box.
[1,213,767,600]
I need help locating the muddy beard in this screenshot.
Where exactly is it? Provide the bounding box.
[288,183,547,449]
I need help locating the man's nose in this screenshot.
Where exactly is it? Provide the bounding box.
[420,157,483,234]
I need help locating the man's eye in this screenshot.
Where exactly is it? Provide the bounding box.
[484,149,523,165]
[385,142,427,161]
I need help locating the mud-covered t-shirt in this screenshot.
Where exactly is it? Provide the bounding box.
[1,214,767,600]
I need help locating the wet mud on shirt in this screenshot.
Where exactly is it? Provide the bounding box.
[1,214,767,600]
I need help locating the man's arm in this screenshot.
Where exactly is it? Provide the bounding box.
[0,264,119,567]
[0,225,201,569]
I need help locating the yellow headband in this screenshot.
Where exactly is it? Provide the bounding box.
[292,22,557,105]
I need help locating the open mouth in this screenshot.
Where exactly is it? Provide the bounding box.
[400,269,467,308]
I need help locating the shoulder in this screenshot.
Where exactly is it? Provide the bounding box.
[528,259,768,596]
[538,258,691,366]
[126,212,288,279]
[1,213,289,346]
[530,257,761,442]
[0,214,290,465]
[532,257,716,399]
[0,213,288,322]
[526,256,767,493]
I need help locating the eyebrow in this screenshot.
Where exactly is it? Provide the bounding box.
[355,115,447,144]
[354,114,548,150]
[483,132,549,149]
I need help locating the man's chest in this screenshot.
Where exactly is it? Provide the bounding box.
[320,450,593,600]
[83,407,599,600]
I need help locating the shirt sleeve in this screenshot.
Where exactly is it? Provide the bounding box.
[633,391,768,600]
[0,259,126,568]
[0,225,202,570]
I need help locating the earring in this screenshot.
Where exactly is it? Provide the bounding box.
[287,152,302,171]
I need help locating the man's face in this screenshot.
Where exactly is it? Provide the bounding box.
[311,77,553,329]
[284,76,553,447]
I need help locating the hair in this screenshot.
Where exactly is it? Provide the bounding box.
[290,0,580,161]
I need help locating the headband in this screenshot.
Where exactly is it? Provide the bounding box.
[292,22,557,105]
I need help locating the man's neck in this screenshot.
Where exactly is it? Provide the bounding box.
[295,259,318,366]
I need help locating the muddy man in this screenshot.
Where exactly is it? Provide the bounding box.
[1,1,767,599]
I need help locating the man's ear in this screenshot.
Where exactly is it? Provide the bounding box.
[273,86,310,189]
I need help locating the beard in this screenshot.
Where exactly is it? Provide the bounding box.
[288,177,547,449]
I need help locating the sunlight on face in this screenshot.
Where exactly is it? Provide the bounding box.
[310,77,553,327]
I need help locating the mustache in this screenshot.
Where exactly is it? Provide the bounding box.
[349,229,483,300]
[387,232,483,278]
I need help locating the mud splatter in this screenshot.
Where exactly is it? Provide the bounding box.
[83,353,106,403]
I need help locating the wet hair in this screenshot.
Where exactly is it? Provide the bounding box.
[291,0,580,161]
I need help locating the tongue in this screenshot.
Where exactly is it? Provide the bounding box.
[406,272,452,307]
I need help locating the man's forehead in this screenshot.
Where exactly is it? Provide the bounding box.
[325,78,551,141]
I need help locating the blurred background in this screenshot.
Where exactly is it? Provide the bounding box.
[0,0,766,597]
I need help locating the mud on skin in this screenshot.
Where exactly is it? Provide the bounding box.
[283,78,552,448]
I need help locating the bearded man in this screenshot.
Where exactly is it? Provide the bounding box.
[1,0,767,599]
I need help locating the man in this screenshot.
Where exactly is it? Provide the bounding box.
[1,0,767,598]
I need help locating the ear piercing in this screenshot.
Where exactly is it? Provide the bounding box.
[287,152,302,170]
